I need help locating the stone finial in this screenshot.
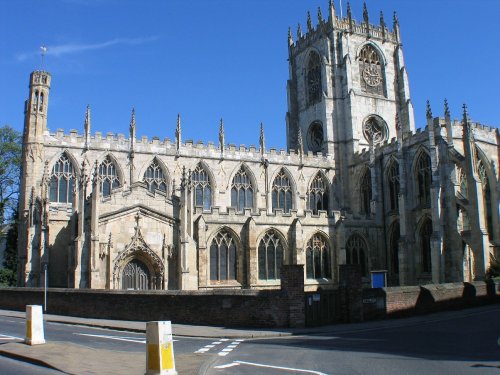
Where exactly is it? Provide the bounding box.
[84,104,91,135]
[393,11,399,27]
[297,23,303,39]
[444,99,450,118]
[380,11,386,40]
[347,2,353,32]
[395,112,401,131]
[259,122,265,154]
[328,0,336,24]
[288,27,293,46]
[307,11,313,32]
[363,2,369,25]
[219,118,225,153]
[317,7,324,24]
[175,113,181,151]
[93,160,99,181]
[297,127,304,155]
[426,100,433,120]
[129,108,136,138]
[462,103,469,126]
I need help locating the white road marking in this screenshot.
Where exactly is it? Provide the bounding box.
[0,334,23,340]
[214,360,329,374]
[74,332,152,344]
[216,339,244,356]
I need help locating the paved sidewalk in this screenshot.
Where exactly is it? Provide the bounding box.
[0,305,498,374]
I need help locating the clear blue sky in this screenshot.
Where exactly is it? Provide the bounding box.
[1,0,498,150]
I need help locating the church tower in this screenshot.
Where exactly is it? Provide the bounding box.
[286,1,415,206]
[18,70,51,286]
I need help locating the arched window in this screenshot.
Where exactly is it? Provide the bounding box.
[478,160,493,239]
[308,173,328,214]
[39,92,44,112]
[258,230,284,280]
[390,222,400,276]
[306,233,331,279]
[416,153,432,207]
[143,159,168,194]
[231,167,253,212]
[192,165,212,210]
[99,156,120,197]
[33,90,39,111]
[49,154,76,204]
[272,169,293,213]
[210,229,237,281]
[420,219,433,273]
[358,44,385,96]
[122,259,150,290]
[387,161,399,211]
[346,234,367,276]
[360,168,372,214]
[307,51,322,105]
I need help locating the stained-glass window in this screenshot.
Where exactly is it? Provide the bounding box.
[143,159,167,194]
[308,173,328,214]
[231,167,253,212]
[98,156,120,197]
[360,168,372,214]
[307,52,322,105]
[258,230,284,280]
[49,154,75,203]
[192,165,211,210]
[416,153,432,207]
[306,234,331,279]
[210,230,237,281]
[387,161,399,211]
[346,234,367,276]
[272,170,293,213]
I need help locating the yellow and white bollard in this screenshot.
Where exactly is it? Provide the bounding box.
[25,305,45,345]
[145,321,177,375]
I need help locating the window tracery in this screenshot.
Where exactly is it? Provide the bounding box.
[49,154,75,204]
[210,229,237,281]
[416,153,432,207]
[420,219,432,273]
[98,156,120,197]
[192,165,212,210]
[272,169,293,213]
[308,173,328,214]
[346,234,367,276]
[360,168,372,214]
[231,167,253,212]
[143,159,167,194]
[306,234,331,279]
[307,52,322,105]
[387,161,399,211]
[258,230,284,280]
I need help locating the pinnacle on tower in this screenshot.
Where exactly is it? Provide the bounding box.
[219,118,225,153]
[288,27,293,46]
[175,113,182,151]
[328,0,336,24]
[462,103,469,124]
[307,11,313,32]
[297,23,303,39]
[444,99,450,118]
[317,7,324,24]
[363,2,369,25]
[84,105,91,133]
[380,11,386,40]
[426,100,433,120]
[259,122,265,153]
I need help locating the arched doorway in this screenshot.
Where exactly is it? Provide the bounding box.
[122,259,151,290]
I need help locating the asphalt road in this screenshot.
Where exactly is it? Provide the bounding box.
[0,305,499,374]
[0,355,63,375]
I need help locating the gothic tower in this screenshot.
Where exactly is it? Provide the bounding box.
[18,71,52,286]
[286,1,415,209]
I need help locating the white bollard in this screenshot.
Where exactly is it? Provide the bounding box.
[145,321,177,375]
[25,305,45,345]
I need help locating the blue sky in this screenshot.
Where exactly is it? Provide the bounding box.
[1,0,499,150]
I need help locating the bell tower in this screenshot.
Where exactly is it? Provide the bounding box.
[286,1,415,206]
[18,70,52,286]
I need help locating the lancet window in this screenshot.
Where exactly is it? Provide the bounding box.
[258,230,284,280]
[231,167,253,212]
[143,160,167,194]
[420,218,433,273]
[346,234,367,276]
[390,222,400,276]
[387,161,400,211]
[307,51,322,105]
[360,168,372,214]
[272,169,293,213]
[358,44,385,96]
[478,160,493,239]
[49,154,76,204]
[192,165,212,210]
[210,230,237,281]
[416,153,432,207]
[99,156,120,197]
[308,173,328,214]
[306,234,331,279]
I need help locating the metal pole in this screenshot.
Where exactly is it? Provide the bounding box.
[44,264,47,312]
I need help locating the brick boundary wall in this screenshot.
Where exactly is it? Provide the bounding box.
[363,281,500,320]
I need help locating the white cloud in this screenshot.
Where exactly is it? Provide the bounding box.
[16,36,158,61]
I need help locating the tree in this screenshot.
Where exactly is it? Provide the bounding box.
[0,125,22,226]
[0,210,18,286]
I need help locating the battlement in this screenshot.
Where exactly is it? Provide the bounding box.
[289,1,399,53]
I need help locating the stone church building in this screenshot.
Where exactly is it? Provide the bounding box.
[18,2,499,291]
